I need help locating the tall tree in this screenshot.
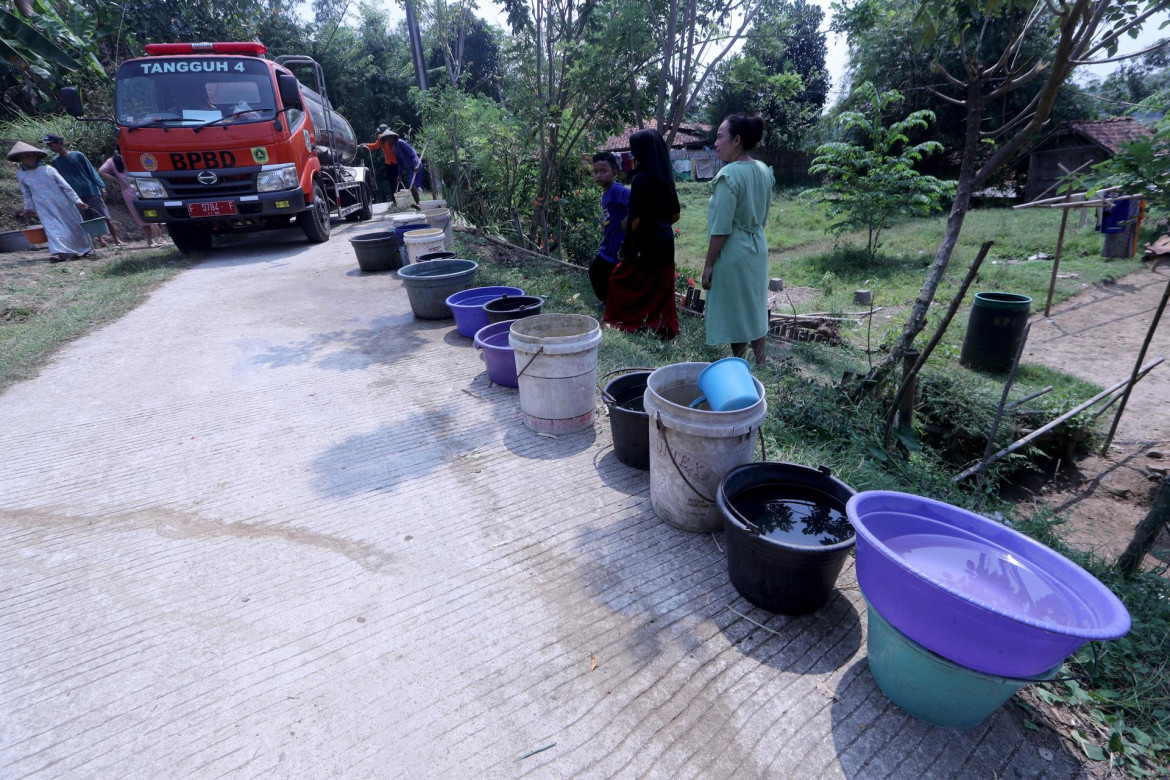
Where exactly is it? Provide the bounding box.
[499,0,645,253]
[835,0,1093,175]
[857,0,1170,388]
[706,0,828,150]
[643,0,770,144]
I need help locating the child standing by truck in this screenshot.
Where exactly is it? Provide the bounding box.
[589,151,629,304]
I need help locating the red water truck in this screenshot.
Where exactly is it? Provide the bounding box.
[63,41,374,254]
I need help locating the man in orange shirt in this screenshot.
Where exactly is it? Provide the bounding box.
[363,130,421,206]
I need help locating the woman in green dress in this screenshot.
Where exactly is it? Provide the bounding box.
[701,113,774,365]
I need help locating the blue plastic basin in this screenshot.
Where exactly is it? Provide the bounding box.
[847,490,1131,677]
[446,286,524,337]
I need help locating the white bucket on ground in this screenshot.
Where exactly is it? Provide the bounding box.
[509,314,603,434]
[403,228,447,264]
[419,199,447,210]
[422,207,454,245]
[643,362,767,533]
[394,190,411,209]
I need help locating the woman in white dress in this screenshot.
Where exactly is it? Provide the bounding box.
[8,140,93,261]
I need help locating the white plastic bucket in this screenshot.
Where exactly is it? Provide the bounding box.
[421,207,454,245]
[394,190,411,209]
[419,199,447,210]
[403,228,447,264]
[643,362,767,533]
[509,314,603,434]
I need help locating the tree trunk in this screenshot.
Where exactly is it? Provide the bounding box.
[1118,476,1170,577]
[883,80,986,378]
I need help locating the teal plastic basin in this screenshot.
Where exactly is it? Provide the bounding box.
[866,602,1059,729]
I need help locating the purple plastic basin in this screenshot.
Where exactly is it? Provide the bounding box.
[846,491,1131,677]
[446,286,525,337]
[473,321,519,387]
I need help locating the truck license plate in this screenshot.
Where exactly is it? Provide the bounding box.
[187,200,237,217]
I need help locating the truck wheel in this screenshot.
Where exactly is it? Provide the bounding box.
[169,223,212,254]
[301,180,331,243]
[356,182,373,221]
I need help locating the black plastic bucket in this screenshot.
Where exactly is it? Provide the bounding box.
[601,369,652,470]
[717,462,857,615]
[484,294,544,324]
[959,292,1032,373]
[349,230,400,272]
[418,250,457,263]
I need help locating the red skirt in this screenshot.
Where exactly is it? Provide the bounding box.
[603,246,679,340]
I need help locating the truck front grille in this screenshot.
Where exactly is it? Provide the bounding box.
[160,170,257,198]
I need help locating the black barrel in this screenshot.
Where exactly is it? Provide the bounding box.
[484,294,544,324]
[602,370,651,470]
[959,292,1032,373]
[718,462,856,615]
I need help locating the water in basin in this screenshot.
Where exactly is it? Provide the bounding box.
[885,532,1089,628]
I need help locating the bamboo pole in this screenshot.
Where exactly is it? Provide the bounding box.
[1045,190,1073,317]
[1101,274,1170,455]
[1006,386,1053,410]
[883,241,994,446]
[1012,185,1122,209]
[974,323,1032,501]
[472,229,588,272]
[954,358,1164,481]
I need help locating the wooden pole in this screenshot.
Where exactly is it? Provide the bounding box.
[1045,191,1073,317]
[1117,475,1170,577]
[975,322,1032,495]
[1101,274,1170,455]
[883,241,994,445]
[955,358,1164,481]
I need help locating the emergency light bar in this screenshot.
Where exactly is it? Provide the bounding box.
[144,42,268,56]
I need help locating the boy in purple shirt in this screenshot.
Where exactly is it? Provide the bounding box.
[589,152,630,303]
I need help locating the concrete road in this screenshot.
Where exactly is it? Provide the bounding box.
[1,211,1083,778]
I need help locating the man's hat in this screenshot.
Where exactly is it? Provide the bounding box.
[7,141,48,162]
[380,129,399,140]
[41,133,65,145]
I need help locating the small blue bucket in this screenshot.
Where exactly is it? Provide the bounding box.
[691,357,759,411]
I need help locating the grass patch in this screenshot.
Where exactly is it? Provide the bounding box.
[1016,513,1170,776]
[0,247,193,391]
[672,180,1147,383]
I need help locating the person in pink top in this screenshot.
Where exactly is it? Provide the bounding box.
[98,149,165,247]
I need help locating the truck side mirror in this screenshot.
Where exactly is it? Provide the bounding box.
[61,87,84,118]
[277,75,303,112]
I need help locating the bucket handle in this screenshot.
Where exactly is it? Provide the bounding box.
[600,366,655,405]
[515,345,545,381]
[655,415,717,505]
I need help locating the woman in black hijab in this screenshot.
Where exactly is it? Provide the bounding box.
[603,129,680,339]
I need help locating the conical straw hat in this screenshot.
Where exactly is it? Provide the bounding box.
[7,141,48,162]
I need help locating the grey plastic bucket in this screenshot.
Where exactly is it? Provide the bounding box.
[396,258,478,319]
[643,362,767,533]
[509,314,603,434]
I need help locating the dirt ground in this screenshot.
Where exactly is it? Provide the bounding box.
[1016,261,1170,567]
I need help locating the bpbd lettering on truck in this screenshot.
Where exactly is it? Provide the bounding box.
[62,41,374,254]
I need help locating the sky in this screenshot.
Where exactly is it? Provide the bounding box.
[352,0,1167,108]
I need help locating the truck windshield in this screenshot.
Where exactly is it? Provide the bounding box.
[115,58,277,128]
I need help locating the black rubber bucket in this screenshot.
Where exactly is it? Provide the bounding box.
[349,230,400,272]
[484,294,544,324]
[418,250,457,263]
[717,462,857,615]
[601,369,653,470]
[959,292,1032,373]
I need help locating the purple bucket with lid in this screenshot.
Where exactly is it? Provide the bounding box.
[446,286,524,337]
[473,321,519,387]
[847,490,1131,677]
